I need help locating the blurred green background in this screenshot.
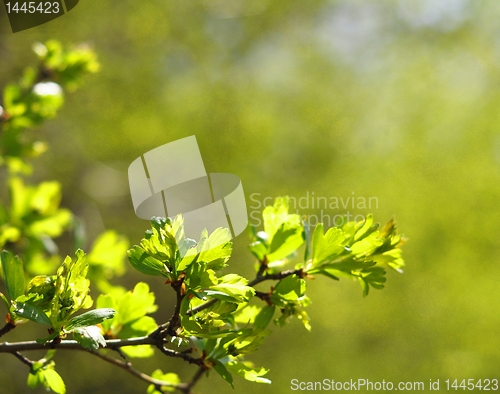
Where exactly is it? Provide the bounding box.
[1,0,500,393]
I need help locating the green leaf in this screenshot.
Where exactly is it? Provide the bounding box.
[253,305,275,329]
[262,197,300,242]
[121,344,154,358]
[311,223,346,266]
[3,83,21,109]
[233,305,262,325]
[43,369,66,394]
[271,275,306,303]
[50,250,93,328]
[111,282,157,326]
[209,274,255,303]
[350,232,384,256]
[212,359,234,387]
[1,251,25,301]
[23,275,57,309]
[27,369,41,389]
[0,292,10,312]
[227,361,271,384]
[147,370,180,393]
[120,316,158,340]
[267,223,304,262]
[64,308,116,332]
[27,358,66,393]
[248,240,267,261]
[183,262,217,290]
[224,328,271,355]
[0,225,21,249]
[181,227,233,271]
[13,301,52,326]
[128,246,167,276]
[87,230,129,276]
[358,266,387,296]
[139,219,177,265]
[27,209,72,238]
[96,283,157,338]
[73,325,106,350]
[353,214,378,241]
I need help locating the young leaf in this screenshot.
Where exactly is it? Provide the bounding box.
[127,246,166,277]
[50,250,93,328]
[253,305,276,330]
[227,361,271,384]
[181,228,233,272]
[311,223,345,266]
[96,283,158,343]
[267,224,304,262]
[209,274,255,303]
[13,301,52,326]
[64,308,116,331]
[1,251,25,301]
[43,369,66,394]
[271,275,306,303]
[146,370,181,393]
[73,325,106,350]
[211,359,234,387]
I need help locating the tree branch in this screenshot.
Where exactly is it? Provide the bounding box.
[1,338,201,393]
[166,282,185,337]
[11,351,34,367]
[86,349,182,391]
[248,268,304,287]
[186,298,217,317]
[177,366,206,394]
[0,336,154,353]
[0,322,16,338]
[157,346,203,366]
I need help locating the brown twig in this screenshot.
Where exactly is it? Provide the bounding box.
[249,268,304,287]
[0,336,153,353]
[11,351,34,367]
[177,366,206,394]
[0,322,16,338]
[87,349,181,391]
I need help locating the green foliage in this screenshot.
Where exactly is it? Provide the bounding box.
[0,40,99,169]
[0,41,407,394]
[0,250,24,301]
[147,370,181,393]
[97,282,158,358]
[28,351,65,394]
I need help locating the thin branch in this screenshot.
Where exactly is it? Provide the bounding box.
[157,346,203,366]
[3,341,188,393]
[0,335,154,353]
[186,298,217,317]
[149,322,170,339]
[11,351,34,367]
[177,366,206,394]
[166,284,185,337]
[255,256,268,279]
[0,322,16,338]
[249,268,304,287]
[87,349,182,391]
